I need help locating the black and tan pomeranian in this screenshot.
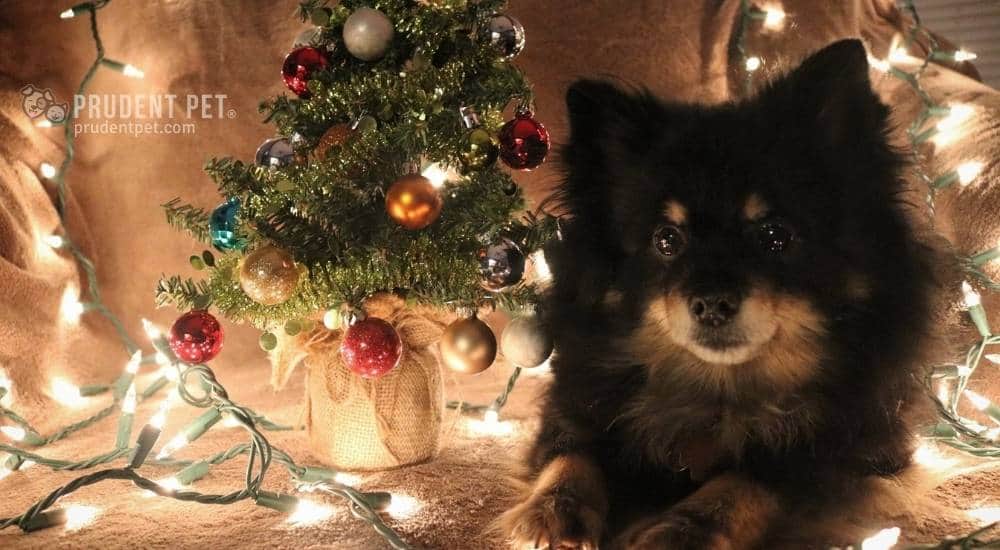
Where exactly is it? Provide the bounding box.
[501,40,947,549]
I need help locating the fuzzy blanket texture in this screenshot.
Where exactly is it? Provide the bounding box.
[0,0,998,548]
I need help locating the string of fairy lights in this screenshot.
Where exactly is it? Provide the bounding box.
[0,2,417,548]
[2,1,998,548]
[736,1,999,549]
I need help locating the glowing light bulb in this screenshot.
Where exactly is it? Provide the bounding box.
[938,104,974,132]
[51,377,86,407]
[142,318,162,340]
[125,350,142,375]
[912,443,958,471]
[40,162,57,179]
[931,104,975,148]
[861,527,900,550]
[761,6,786,30]
[957,161,983,186]
[43,234,65,249]
[968,507,1000,524]
[867,54,891,73]
[0,368,12,408]
[954,49,977,62]
[531,250,551,282]
[157,433,189,459]
[964,389,991,411]
[385,494,421,520]
[1,426,26,441]
[122,64,145,79]
[421,163,449,189]
[287,499,334,525]
[149,396,173,430]
[962,281,981,308]
[745,56,762,72]
[64,505,100,531]
[60,286,84,324]
[122,384,137,415]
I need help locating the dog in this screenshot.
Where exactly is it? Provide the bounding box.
[501,39,946,549]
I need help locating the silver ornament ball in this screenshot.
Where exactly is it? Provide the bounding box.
[255,137,295,168]
[343,8,394,62]
[488,14,525,59]
[500,316,553,368]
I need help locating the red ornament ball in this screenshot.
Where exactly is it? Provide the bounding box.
[340,317,403,379]
[169,310,224,364]
[498,109,550,170]
[282,46,329,98]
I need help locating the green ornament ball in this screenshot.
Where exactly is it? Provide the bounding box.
[460,128,499,172]
[500,315,553,368]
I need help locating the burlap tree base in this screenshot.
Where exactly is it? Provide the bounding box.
[271,294,451,470]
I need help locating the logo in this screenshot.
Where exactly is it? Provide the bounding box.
[21,84,68,124]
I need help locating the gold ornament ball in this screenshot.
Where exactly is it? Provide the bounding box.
[386,173,442,230]
[314,123,354,161]
[239,245,300,305]
[440,317,497,374]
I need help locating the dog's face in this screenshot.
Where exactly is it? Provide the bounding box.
[556,40,915,391]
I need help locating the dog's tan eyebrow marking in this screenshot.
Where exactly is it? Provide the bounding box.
[743,194,769,221]
[663,200,687,225]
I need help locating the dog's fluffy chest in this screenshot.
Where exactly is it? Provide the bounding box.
[618,378,817,477]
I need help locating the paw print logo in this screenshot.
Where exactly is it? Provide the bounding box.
[20,84,68,124]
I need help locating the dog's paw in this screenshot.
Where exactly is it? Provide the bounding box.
[500,489,604,549]
[617,511,731,550]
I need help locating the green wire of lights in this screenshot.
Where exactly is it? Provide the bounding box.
[0,2,412,547]
[733,2,999,547]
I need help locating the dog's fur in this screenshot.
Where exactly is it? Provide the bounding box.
[501,40,948,549]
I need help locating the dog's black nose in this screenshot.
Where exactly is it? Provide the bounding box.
[689,293,740,326]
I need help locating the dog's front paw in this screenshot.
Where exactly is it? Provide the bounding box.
[617,511,731,550]
[500,489,604,549]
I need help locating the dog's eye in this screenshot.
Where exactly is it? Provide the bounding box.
[653,225,686,257]
[757,223,793,253]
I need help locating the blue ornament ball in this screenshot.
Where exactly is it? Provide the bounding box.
[209,199,246,252]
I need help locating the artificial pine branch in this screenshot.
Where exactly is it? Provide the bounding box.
[162,199,211,243]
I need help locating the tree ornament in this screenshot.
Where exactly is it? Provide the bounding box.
[487,14,526,59]
[343,8,394,62]
[440,316,497,374]
[478,238,526,291]
[340,316,403,379]
[255,137,295,168]
[169,310,224,364]
[386,173,442,230]
[314,123,355,161]
[458,106,498,172]
[239,245,299,305]
[501,315,553,368]
[281,46,329,98]
[209,198,245,252]
[498,106,549,170]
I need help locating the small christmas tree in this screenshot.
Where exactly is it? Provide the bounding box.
[157,0,557,379]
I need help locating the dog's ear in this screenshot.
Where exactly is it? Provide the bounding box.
[561,80,658,230]
[763,39,888,147]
